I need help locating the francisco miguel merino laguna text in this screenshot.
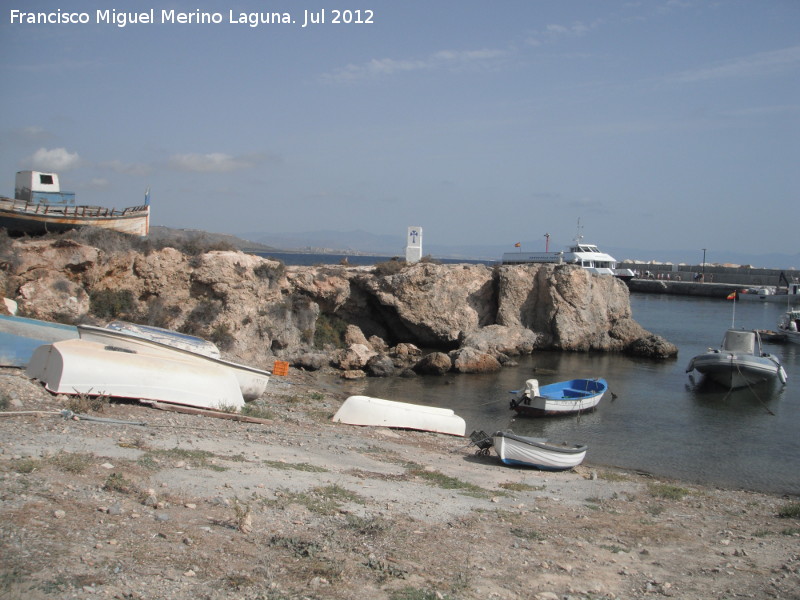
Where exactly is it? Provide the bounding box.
[9,8,375,28]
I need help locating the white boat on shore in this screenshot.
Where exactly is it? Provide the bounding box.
[26,338,245,411]
[686,329,787,389]
[77,323,270,400]
[0,170,150,236]
[103,321,221,358]
[491,430,587,470]
[333,395,466,436]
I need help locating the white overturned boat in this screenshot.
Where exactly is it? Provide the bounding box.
[77,323,270,400]
[686,329,787,390]
[491,430,587,471]
[26,338,245,411]
[333,395,466,437]
[103,321,221,357]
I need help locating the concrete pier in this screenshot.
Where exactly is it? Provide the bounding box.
[627,279,741,299]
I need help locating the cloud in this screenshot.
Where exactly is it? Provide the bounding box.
[526,20,602,46]
[322,48,508,83]
[167,152,263,173]
[26,147,82,171]
[664,45,800,84]
[98,160,152,176]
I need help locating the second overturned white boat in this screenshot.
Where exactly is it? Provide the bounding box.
[26,338,245,411]
[77,323,270,400]
[333,395,466,436]
[686,329,788,390]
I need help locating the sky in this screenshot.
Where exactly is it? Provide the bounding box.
[1,1,798,262]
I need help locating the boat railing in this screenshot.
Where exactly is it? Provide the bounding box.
[1,197,148,217]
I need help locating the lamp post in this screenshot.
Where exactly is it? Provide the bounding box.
[702,248,707,282]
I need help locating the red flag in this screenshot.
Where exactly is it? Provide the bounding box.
[514,242,521,248]
[726,291,737,300]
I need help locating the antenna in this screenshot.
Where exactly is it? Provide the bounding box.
[574,218,583,244]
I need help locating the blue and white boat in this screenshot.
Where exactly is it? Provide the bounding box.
[509,378,608,417]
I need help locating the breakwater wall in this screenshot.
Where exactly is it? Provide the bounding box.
[628,279,741,299]
[623,263,797,286]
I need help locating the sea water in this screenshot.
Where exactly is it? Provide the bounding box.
[363,293,800,495]
[259,253,799,494]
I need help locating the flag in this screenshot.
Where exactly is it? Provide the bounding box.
[726,291,737,300]
[514,242,521,248]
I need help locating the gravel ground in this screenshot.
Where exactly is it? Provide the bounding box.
[1,366,799,600]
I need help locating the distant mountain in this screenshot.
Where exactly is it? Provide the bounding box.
[236,229,799,270]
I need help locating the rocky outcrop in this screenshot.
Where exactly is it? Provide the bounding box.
[0,237,677,376]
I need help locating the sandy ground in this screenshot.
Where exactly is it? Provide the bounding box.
[1,366,799,600]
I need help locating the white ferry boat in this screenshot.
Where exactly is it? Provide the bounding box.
[502,233,635,281]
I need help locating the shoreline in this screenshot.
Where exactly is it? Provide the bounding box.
[2,366,799,599]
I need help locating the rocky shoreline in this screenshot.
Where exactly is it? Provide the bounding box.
[2,231,798,599]
[2,365,799,600]
[1,231,676,383]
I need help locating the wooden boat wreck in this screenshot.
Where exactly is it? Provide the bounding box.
[333,395,466,436]
[0,314,78,367]
[470,430,587,471]
[77,323,270,400]
[26,338,245,411]
[510,378,607,417]
[0,171,150,236]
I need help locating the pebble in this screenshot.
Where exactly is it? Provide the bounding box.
[155,512,170,522]
[53,509,66,519]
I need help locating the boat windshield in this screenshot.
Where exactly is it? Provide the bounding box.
[722,330,755,353]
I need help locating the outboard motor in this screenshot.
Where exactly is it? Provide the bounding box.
[524,379,540,398]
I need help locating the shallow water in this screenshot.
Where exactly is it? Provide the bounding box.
[365,294,800,495]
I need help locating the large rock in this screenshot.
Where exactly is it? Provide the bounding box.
[450,347,502,374]
[352,262,495,346]
[1,237,678,375]
[413,352,452,375]
[460,324,538,356]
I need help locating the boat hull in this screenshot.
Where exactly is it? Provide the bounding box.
[26,338,245,411]
[492,431,587,471]
[511,378,607,417]
[687,353,786,388]
[77,324,270,400]
[333,395,466,436]
[0,196,149,236]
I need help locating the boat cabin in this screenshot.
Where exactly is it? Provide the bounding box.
[14,171,76,205]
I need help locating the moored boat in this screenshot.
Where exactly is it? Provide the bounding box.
[685,329,788,389]
[777,310,800,345]
[510,378,607,417]
[333,395,466,436]
[26,338,245,411]
[77,323,270,400]
[0,170,150,237]
[491,430,587,470]
[501,223,634,281]
[736,282,800,304]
